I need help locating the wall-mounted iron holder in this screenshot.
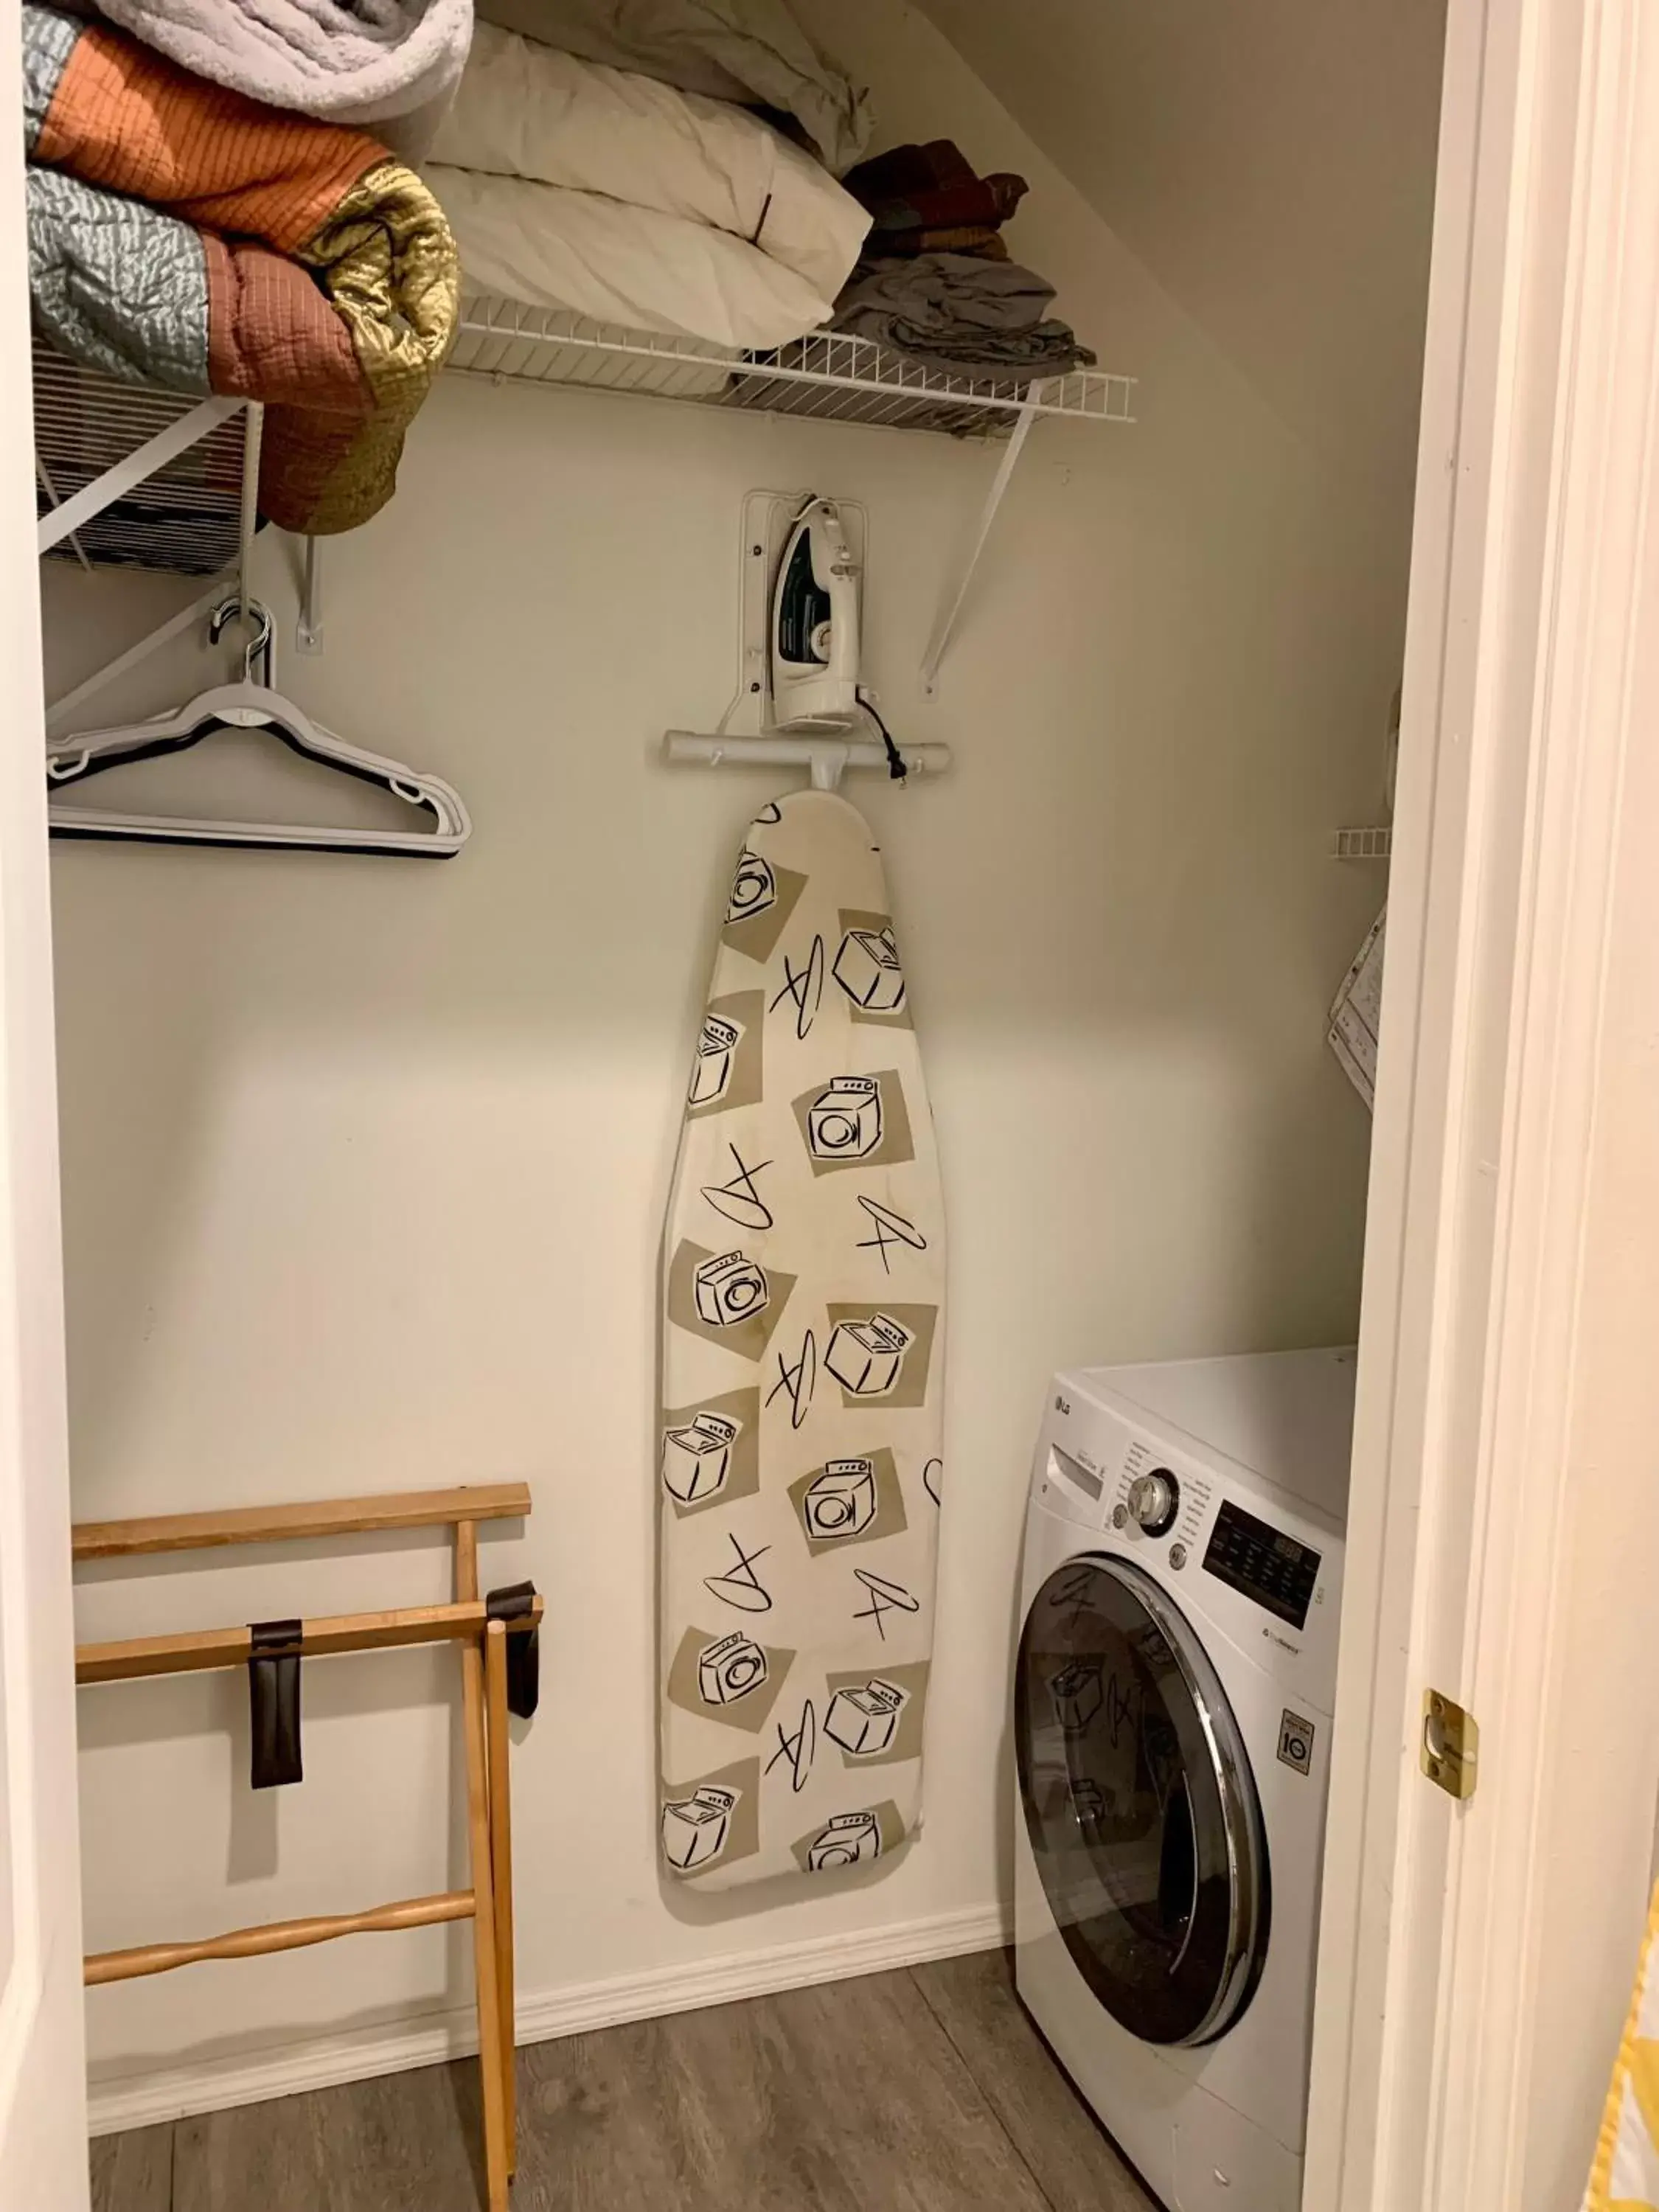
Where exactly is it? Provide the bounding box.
[73,1484,538,2212]
[663,491,953,792]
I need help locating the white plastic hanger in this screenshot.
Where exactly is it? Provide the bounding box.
[46,595,471,859]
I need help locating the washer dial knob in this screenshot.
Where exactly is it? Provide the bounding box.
[1126,1469,1180,1537]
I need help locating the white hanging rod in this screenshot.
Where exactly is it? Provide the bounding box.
[664,730,951,793]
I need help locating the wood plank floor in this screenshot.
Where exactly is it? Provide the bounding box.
[91,1950,1157,2212]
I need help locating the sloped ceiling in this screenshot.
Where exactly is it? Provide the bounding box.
[911,0,1447,462]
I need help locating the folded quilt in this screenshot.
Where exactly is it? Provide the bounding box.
[24,4,457,533]
[432,164,830,347]
[431,24,868,302]
[80,0,473,160]
[474,0,870,173]
[833,253,1096,380]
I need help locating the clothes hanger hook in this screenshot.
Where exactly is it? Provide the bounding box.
[208,594,274,689]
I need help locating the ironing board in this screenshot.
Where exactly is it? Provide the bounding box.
[659,790,945,1888]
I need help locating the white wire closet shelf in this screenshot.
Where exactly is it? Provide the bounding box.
[1333,825,1394,861]
[34,341,249,576]
[33,301,1136,693]
[448,298,1137,438]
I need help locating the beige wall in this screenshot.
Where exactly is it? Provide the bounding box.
[912,0,1447,516]
[50,0,1427,2117]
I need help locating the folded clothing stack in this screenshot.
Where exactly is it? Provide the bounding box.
[827,137,1095,385]
[428,11,872,351]
[832,254,1096,381]
[844,138,1028,262]
[24,1,462,534]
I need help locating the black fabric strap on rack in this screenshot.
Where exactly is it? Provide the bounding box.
[248,1618,304,1790]
[486,1583,540,1721]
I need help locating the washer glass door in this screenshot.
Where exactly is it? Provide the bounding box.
[1015,1554,1270,2045]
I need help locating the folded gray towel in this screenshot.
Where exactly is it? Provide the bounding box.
[832,252,1096,378]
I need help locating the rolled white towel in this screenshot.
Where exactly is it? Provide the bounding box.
[434,166,835,347]
[431,24,869,303]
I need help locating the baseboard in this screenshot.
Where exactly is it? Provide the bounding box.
[86,1899,1010,2138]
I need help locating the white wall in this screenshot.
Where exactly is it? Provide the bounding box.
[47,0,1429,2122]
[913,0,1447,519]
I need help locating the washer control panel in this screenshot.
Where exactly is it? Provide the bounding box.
[1202,1498,1323,1630]
[1036,1369,1346,1688]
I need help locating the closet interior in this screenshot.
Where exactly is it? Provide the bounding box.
[36,1,1448,2208]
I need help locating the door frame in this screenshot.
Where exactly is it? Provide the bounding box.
[1306,0,1659,2203]
[0,0,89,2198]
[0,0,1648,2195]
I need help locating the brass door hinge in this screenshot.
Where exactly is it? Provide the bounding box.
[1422,1689,1478,1801]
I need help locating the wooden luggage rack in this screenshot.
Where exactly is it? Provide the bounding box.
[73,1484,539,2211]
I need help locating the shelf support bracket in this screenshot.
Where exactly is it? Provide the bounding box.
[919,395,1041,698]
[44,580,229,737]
[36,394,243,557]
[297,535,324,655]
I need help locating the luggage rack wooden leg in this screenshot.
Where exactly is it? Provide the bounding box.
[463,1630,510,2211]
[455,1515,513,2207]
[486,1619,518,2168]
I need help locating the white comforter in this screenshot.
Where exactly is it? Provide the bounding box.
[429,21,869,349]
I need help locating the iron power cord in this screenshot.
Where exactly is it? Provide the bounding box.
[857,689,908,782]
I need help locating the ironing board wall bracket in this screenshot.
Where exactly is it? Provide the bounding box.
[664,728,952,790]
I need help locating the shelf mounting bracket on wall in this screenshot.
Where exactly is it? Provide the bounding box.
[297,534,324,655]
[919,395,1041,698]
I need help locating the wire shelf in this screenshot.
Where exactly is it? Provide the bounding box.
[34,342,249,576]
[448,297,1136,438]
[31,292,1135,584]
[1333,825,1394,861]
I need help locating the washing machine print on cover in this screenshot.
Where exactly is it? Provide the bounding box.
[659,791,945,1888]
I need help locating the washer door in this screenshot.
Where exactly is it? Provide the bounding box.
[1015,1553,1270,2047]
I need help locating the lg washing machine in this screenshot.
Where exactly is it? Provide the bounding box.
[1014,1348,1356,2212]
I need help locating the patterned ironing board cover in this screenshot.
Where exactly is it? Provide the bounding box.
[658,791,945,1888]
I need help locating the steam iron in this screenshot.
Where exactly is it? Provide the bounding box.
[770,495,862,731]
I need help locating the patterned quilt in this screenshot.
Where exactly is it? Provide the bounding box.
[24,3,457,535]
